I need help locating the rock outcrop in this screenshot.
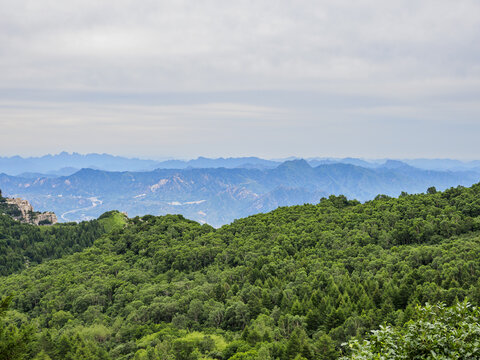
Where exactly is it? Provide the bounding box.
[4,197,57,225]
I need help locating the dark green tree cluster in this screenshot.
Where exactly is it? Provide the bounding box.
[0,295,33,359]
[0,210,126,276]
[2,184,480,358]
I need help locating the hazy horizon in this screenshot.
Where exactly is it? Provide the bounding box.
[3,151,480,164]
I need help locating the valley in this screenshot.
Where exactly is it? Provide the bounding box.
[1,159,479,226]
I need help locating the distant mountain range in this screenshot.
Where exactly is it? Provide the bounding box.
[2,152,480,177]
[1,158,479,227]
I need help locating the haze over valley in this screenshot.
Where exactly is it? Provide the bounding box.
[1,153,480,226]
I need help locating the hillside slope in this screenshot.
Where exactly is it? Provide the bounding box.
[0,210,127,276]
[1,184,480,358]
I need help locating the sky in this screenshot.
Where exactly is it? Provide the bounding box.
[1,0,480,160]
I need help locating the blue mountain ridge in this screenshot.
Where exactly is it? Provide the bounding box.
[1,159,479,227]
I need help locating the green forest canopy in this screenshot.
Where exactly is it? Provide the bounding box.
[1,184,480,359]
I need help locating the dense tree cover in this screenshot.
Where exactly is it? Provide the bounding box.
[0,209,126,276]
[2,184,480,358]
[0,295,34,359]
[342,301,480,359]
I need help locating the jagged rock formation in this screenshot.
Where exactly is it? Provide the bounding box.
[0,191,57,225]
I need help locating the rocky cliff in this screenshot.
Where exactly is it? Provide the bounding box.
[0,191,57,225]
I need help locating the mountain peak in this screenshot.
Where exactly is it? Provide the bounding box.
[276,159,312,170]
[381,160,410,169]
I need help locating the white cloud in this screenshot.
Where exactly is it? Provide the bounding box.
[1,0,479,91]
[0,0,479,158]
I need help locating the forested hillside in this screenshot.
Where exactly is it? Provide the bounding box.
[2,184,480,359]
[0,210,126,276]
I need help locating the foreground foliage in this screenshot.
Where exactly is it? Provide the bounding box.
[342,301,480,359]
[2,184,480,358]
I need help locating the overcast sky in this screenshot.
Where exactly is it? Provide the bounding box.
[1,0,480,159]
